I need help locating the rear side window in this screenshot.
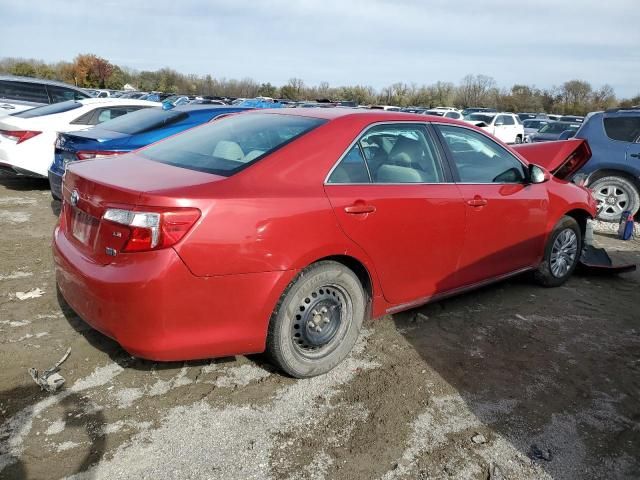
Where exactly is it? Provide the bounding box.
[327,145,371,183]
[47,85,88,102]
[603,117,640,142]
[0,80,49,103]
[141,113,325,176]
[13,100,82,118]
[98,107,187,134]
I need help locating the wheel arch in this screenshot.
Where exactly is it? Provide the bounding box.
[587,169,640,192]
[563,208,592,239]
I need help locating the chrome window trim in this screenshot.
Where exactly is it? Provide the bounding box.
[323,120,532,187]
[323,121,447,185]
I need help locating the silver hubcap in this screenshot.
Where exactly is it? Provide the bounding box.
[550,229,578,278]
[593,184,629,216]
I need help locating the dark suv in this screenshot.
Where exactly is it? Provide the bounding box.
[0,75,90,116]
[574,108,640,221]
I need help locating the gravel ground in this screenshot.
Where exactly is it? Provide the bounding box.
[0,176,638,480]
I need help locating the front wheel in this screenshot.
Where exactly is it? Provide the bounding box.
[534,216,582,287]
[266,261,366,378]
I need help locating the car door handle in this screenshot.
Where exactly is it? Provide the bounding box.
[344,204,376,214]
[466,197,488,207]
[630,153,640,159]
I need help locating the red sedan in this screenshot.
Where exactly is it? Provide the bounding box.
[53,109,596,377]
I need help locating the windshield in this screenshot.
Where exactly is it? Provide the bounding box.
[12,100,82,118]
[140,113,326,176]
[466,113,495,123]
[539,122,580,134]
[98,107,187,134]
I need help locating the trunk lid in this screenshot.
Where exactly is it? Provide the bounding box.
[61,154,224,264]
[512,138,591,179]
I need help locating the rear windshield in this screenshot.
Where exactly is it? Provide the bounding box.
[523,119,547,128]
[539,122,580,134]
[140,113,326,176]
[13,100,82,118]
[99,107,187,134]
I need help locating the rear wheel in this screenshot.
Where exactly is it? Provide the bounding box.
[589,176,640,222]
[266,261,366,378]
[534,216,582,287]
[515,135,523,144]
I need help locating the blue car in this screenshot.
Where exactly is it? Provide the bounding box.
[49,105,251,199]
[573,108,640,221]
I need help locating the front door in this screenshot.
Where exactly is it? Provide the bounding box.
[434,124,548,286]
[324,123,466,304]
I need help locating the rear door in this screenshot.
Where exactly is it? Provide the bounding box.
[324,123,466,304]
[434,124,548,286]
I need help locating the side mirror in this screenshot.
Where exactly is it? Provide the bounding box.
[529,164,550,184]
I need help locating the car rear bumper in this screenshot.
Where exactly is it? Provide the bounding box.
[53,226,297,361]
[48,168,63,199]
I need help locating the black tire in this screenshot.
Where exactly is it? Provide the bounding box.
[266,261,366,378]
[534,216,582,287]
[589,175,640,222]
[515,135,523,144]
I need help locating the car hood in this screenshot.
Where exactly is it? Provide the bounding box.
[530,132,561,141]
[512,139,591,179]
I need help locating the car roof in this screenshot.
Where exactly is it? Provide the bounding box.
[0,75,87,92]
[77,98,161,107]
[241,107,469,126]
[169,104,252,113]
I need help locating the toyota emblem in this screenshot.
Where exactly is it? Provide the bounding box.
[70,190,79,207]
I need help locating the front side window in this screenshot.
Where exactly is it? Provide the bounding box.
[603,117,640,143]
[141,113,325,176]
[47,85,88,102]
[437,125,526,183]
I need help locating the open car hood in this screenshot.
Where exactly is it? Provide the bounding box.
[512,139,591,179]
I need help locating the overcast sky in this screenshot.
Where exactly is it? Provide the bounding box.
[2,0,638,97]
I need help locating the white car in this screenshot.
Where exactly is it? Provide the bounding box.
[426,109,464,121]
[0,98,159,177]
[464,112,525,144]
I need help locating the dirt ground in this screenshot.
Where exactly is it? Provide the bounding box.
[0,175,638,480]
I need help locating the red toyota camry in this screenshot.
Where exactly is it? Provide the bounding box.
[53,109,596,377]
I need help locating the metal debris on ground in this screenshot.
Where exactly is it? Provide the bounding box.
[471,433,487,444]
[28,347,72,393]
[529,443,553,462]
[15,288,45,300]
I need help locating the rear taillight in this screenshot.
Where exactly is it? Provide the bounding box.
[0,130,42,144]
[76,150,124,160]
[102,207,201,252]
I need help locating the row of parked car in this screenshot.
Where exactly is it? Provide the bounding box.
[1,73,638,377]
[0,74,639,223]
